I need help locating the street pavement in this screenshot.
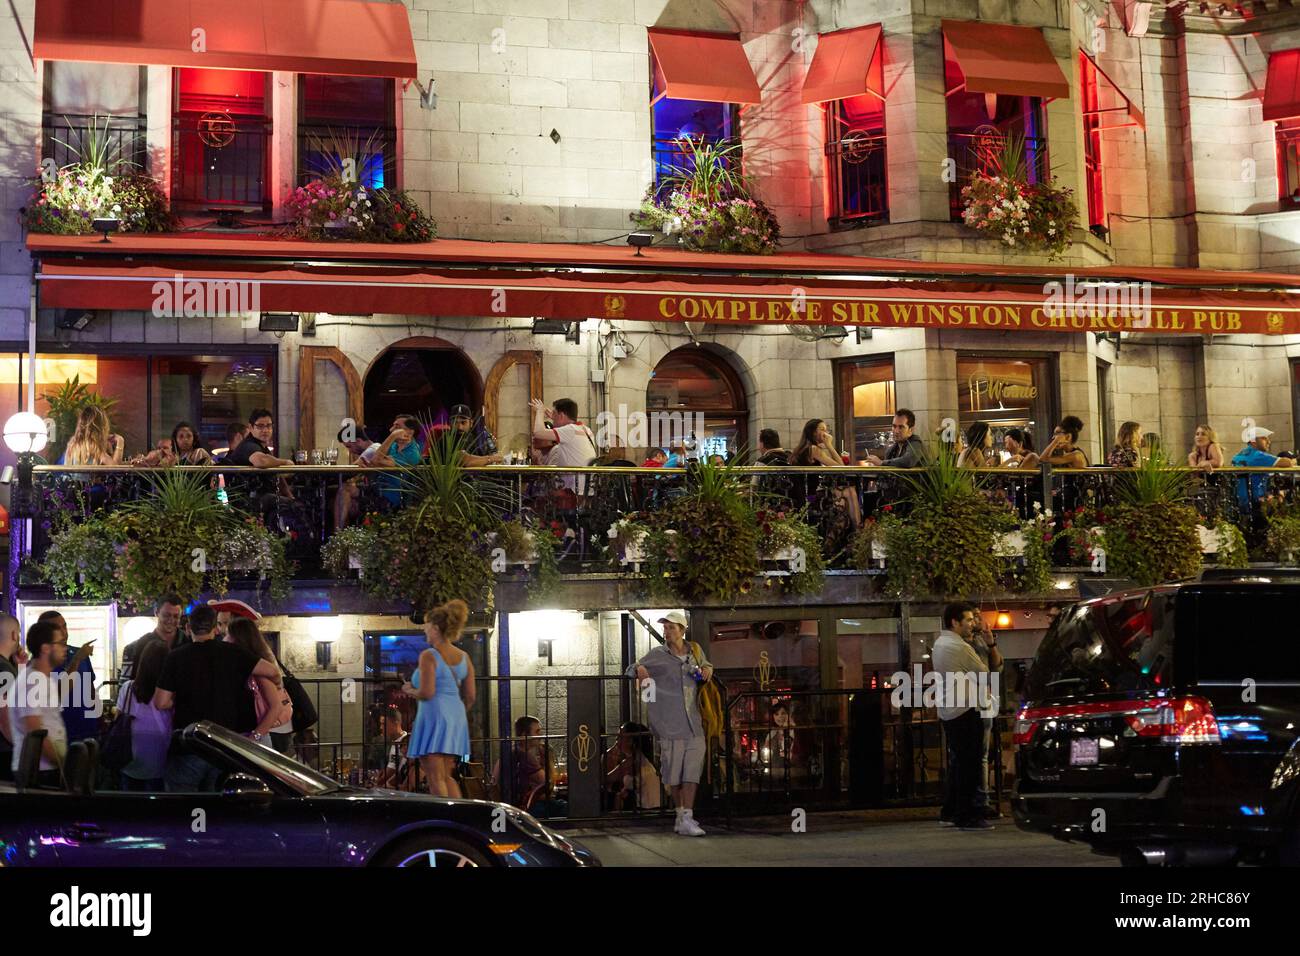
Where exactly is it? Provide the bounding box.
[561,810,1117,867]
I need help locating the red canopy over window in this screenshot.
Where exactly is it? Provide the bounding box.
[801,24,883,105]
[34,0,417,79]
[1265,50,1300,122]
[648,29,761,105]
[942,19,1070,100]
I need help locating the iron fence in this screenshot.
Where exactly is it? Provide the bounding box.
[21,463,1300,585]
[172,114,272,209]
[947,132,1049,220]
[41,113,149,172]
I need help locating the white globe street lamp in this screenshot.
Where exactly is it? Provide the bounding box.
[3,411,49,455]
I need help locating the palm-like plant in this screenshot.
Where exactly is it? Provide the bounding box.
[303,126,386,183]
[52,113,134,175]
[40,376,118,463]
[398,427,511,526]
[658,136,747,202]
[119,468,240,526]
[1113,449,1191,506]
[895,444,980,509]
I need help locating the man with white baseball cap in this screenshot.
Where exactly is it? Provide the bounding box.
[1231,423,1295,517]
[628,610,712,836]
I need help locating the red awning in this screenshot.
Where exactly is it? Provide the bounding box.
[1264,49,1300,122]
[26,234,1300,336]
[801,24,883,105]
[648,29,761,105]
[33,0,417,79]
[942,19,1070,100]
[1080,51,1144,130]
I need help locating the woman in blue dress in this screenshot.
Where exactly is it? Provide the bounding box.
[402,599,476,798]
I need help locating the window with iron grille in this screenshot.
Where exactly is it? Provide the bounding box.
[945,57,1048,221]
[1278,123,1300,208]
[42,63,148,172]
[298,75,397,189]
[172,68,272,213]
[824,95,888,227]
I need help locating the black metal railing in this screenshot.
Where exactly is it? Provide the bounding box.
[41,112,149,172]
[296,121,398,189]
[825,129,888,227]
[18,462,1300,589]
[651,136,741,195]
[172,113,272,209]
[87,676,998,816]
[947,131,1049,221]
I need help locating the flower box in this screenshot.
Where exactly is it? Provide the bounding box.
[993,531,1027,557]
[484,531,537,567]
[618,529,676,572]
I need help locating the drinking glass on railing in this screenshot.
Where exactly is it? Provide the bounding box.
[311,449,323,465]
[294,450,308,465]
[326,448,339,464]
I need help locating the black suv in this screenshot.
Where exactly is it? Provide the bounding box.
[1012,580,1300,865]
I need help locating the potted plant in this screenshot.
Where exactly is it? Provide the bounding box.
[1264,493,1300,565]
[757,509,826,596]
[22,115,174,235]
[1095,452,1202,586]
[862,449,1019,599]
[959,133,1078,259]
[631,138,780,254]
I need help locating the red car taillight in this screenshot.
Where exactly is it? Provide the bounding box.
[1123,696,1220,744]
[1013,710,1037,745]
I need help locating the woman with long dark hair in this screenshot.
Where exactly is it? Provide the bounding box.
[403,599,476,798]
[790,418,861,528]
[171,421,212,465]
[226,618,293,750]
[1001,428,1038,468]
[958,422,993,468]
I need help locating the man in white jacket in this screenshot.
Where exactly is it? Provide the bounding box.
[933,603,994,831]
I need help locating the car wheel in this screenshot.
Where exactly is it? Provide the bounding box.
[377,834,492,868]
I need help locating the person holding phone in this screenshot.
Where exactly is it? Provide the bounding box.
[37,611,99,746]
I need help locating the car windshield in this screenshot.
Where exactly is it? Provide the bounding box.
[1026,590,1177,702]
[195,723,340,796]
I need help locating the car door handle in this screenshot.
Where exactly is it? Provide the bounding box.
[62,823,109,843]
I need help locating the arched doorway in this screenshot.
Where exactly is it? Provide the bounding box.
[647,346,749,457]
[362,337,483,439]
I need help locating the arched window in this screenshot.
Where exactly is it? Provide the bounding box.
[647,347,748,458]
[362,338,483,443]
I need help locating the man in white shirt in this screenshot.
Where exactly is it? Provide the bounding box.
[932,602,993,831]
[7,620,69,786]
[530,397,598,497]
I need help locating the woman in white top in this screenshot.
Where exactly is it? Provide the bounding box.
[115,640,173,790]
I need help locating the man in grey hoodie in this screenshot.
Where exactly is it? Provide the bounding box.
[866,408,925,468]
[629,611,713,836]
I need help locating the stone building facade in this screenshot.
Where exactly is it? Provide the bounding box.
[3,0,1298,467]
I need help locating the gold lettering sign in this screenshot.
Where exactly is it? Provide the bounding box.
[571,724,594,772]
[968,374,1037,410]
[754,650,773,691]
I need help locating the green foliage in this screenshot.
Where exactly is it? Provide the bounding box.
[1210,519,1250,570]
[39,376,117,464]
[24,117,175,235]
[526,527,565,605]
[631,137,780,254]
[284,172,437,242]
[758,509,826,596]
[1114,450,1192,507]
[1009,509,1060,595]
[321,523,380,578]
[1100,502,1202,586]
[877,495,1018,600]
[41,470,290,608]
[41,520,118,602]
[656,137,748,203]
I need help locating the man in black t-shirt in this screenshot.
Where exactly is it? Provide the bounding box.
[153,606,284,792]
[225,408,295,525]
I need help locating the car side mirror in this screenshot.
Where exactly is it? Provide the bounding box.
[222,773,274,809]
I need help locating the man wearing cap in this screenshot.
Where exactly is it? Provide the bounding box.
[449,404,504,467]
[209,599,260,641]
[1231,424,1296,518]
[627,610,712,837]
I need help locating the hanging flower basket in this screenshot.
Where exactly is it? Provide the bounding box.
[958,134,1078,259]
